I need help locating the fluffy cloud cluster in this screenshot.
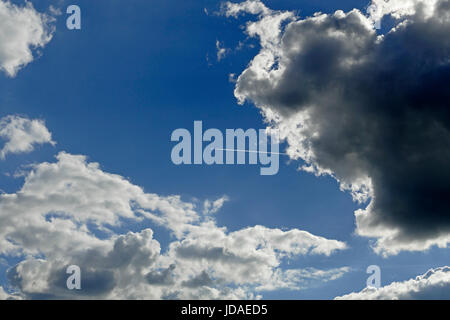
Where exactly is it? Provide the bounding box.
[0,150,348,299]
[224,0,450,255]
[0,0,54,77]
[336,266,450,300]
[0,115,55,159]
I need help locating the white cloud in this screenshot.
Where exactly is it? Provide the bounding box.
[0,150,348,299]
[336,267,450,300]
[223,0,272,18]
[0,151,197,256]
[0,115,55,159]
[167,223,347,293]
[0,1,55,77]
[203,195,229,215]
[368,0,439,21]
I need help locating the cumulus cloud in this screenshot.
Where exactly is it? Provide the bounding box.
[336,266,450,300]
[0,0,55,77]
[224,0,450,255]
[0,150,348,299]
[0,115,55,159]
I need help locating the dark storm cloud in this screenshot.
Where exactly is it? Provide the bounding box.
[232,0,450,253]
[175,245,263,264]
[49,267,116,297]
[9,266,116,299]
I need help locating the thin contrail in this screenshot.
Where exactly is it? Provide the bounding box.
[216,148,289,156]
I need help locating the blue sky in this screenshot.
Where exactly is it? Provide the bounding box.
[0,0,449,300]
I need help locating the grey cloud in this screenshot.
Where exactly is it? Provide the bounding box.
[228,0,450,254]
[0,115,55,159]
[146,264,176,286]
[10,266,116,300]
[5,230,160,299]
[182,271,215,288]
[0,1,54,77]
